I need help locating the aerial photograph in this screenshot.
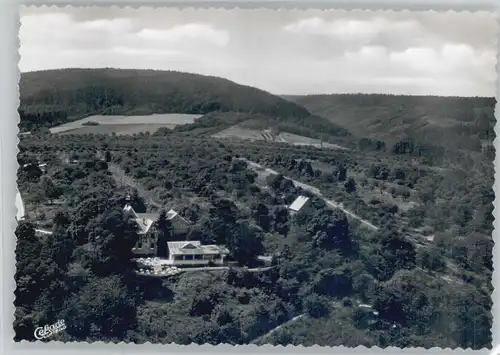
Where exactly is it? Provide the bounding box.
[14,7,495,349]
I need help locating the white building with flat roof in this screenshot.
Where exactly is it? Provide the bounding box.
[166,241,230,266]
[288,195,311,215]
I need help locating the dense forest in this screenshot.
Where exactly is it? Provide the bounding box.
[15,127,493,348]
[14,69,494,348]
[19,68,311,132]
[288,94,496,164]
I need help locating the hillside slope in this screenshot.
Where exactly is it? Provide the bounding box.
[19,68,310,130]
[170,111,351,142]
[287,94,496,154]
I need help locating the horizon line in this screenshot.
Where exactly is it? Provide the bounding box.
[20,67,496,100]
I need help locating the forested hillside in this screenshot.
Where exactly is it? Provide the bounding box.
[171,111,351,141]
[14,70,494,349]
[15,130,493,348]
[288,94,496,164]
[19,68,310,131]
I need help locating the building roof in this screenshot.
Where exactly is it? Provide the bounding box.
[135,216,154,235]
[123,204,138,218]
[123,205,190,234]
[167,241,200,255]
[124,205,155,234]
[199,244,230,255]
[166,209,178,220]
[288,196,310,212]
[167,241,229,255]
[136,212,160,221]
[166,209,190,224]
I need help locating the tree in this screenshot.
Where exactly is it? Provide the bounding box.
[251,202,271,231]
[19,163,42,182]
[308,209,350,250]
[303,294,329,318]
[40,176,61,204]
[181,204,201,223]
[333,164,347,182]
[91,208,138,276]
[212,306,234,326]
[273,206,289,237]
[313,268,352,297]
[14,221,42,308]
[156,210,172,257]
[63,275,137,339]
[352,308,374,329]
[227,221,264,265]
[379,230,416,271]
[267,173,284,190]
[345,177,356,193]
[42,230,74,269]
[104,150,112,162]
[417,248,445,273]
[53,211,71,229]
[352,272,376,302]
[373,288,406,324]
[266,173,294,192]
[129,188,147,213]
[190,293,217,317]
[205,198,239,245]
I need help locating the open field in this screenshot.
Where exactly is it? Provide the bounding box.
[212,125,265,141]
[51,113,202,135]
[279,132,348,150]
[213,125,348,150]
[58,123,179,136]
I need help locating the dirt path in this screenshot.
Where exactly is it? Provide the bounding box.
[35,229,53,235]
[251,314,305,344]
[104,154,380,232]
[107,163,162,209]
[241,159,379,231]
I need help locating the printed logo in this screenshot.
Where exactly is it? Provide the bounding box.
[34,319,66,340]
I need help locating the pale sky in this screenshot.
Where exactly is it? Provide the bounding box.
[19,7,497,97]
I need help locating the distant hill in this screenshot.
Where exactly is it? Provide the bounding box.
[19,68,310,131]
[286,94,496,155]
[170,111,351,141]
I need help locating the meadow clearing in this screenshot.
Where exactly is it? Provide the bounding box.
[50,113,202,135]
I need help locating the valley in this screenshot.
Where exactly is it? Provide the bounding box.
[14,68,494,349]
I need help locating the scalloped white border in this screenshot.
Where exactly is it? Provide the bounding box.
[1,2,498,354]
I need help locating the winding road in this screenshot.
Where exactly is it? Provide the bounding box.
[241,159,379,231]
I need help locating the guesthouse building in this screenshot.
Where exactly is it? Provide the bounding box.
[123,203,191,256]
[166,241,230,266]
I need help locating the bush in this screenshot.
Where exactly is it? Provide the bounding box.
[303,294,329,318]
[342,297,353,307]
